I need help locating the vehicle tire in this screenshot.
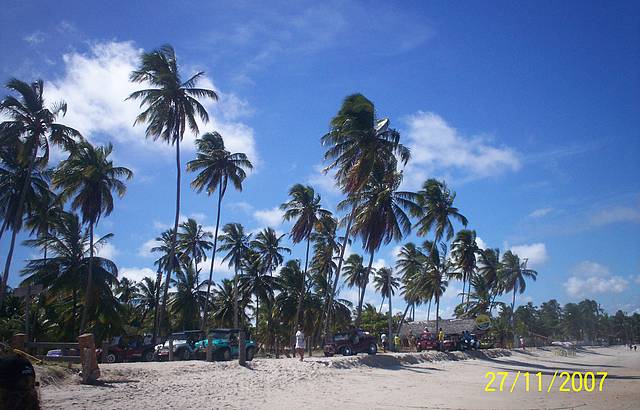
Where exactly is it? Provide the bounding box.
[417,346,422,352]
[143,350,154,362]
[342,346,353,356]
[105,353,117,364]
[180,349,190,361]
[221,348,231,361]
[246,347,255,361]
[324,352,333,357]
[368,343,377,355]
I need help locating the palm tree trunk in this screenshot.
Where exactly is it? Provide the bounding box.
[322,204,356,335]
[461,273,466,307]
[79,222,95,333]
[427,299,431,321]
[511,286,517,347]
[201,184,224,331]
[0,219,7,244]
[395,302,412,336]
[378,295,385,314]
[255,294,259,328]
[0,148,38,306]
[72,286,78,336]
[152,269,163,343]
[355,252,375,328]
[466,272,471,307]
[158,135,182,339]
[387,274,393,350]
[291,237,311,351]
[233,267,239,328]
[435,295,440,341]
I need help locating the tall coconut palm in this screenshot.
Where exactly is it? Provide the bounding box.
[53,141,132,332]
[177,218,213,282]
[239,250,277,330]
[137,276,159,329]
[21,212,118,335]
[0,78,80,304]
[24,190,63,261]
[280,184,331,330]
[169,265,208,331]
[374,266,399,345]
[373,267,399,314]
[187,131,252,329]
[395,243,428,335]
[250,227,290,275]
[128,44,217,336]
[451,229,479,309]
[422,241,450,335]
[501,251,538,343]
[345,170,420,326]
[478,248,504,315]
[413,179,468,251]
[343,254,368,306]
[321,94,410,335]
[218,223,251,327]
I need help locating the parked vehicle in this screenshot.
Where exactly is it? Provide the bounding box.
[459,331,480,351]
[324,329,377,357]
[98,335,155,363]
[155,330,204,361]
[194,329,257,361]
[46,348,80,358]
[416,332,438,352]
[437,333,460,352]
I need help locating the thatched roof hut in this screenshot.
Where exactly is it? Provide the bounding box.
[400,319,478,336]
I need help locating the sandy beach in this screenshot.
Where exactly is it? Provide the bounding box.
[38,345,639,409]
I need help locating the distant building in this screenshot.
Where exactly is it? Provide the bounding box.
[400,319,479,337]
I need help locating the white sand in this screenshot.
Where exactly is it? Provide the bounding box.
[40,346,640,409]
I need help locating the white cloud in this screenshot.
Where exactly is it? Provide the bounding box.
[633,275,640,285]
[307,164,340,196]
[45,41,258,163]
[565,276,629,298]
[590,205,640,226]
[508,243,548,268]
[564,261,629,298]
[253,206,284,227]
[529,208,553,218]
[476,236,489,251]
[372,258,387,271]
[119,267,156,283]
[23,31,44,45]
[402,112,520,187]
[138,239,159,258]
[94,242,118,261]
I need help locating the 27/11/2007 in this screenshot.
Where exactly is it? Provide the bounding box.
[484,371,608,393]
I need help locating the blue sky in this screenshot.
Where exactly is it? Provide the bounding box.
[1,0,639,318]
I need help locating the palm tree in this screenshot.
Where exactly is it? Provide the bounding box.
[413,179,468,251]
[128,44,217,336]
[116,277,139,305]
[374,267,399,314]
[321,94,410,335]
[53,140,133,332]
[451,229,479,309]
[187,131,253,329]
[454,274,502,318]
[137,276,159,329]
[250,227,290,275]
[478,248,504,315]
[218,223,251,327]
[177,218,213,282]
[343,254,368,307]
[21,212,118,335]
[239,250,277,331]
[280,184,331,330]
[24,190,63,261]
[395,242,428,323]
[422,241,450,335]
[345,170,420,326]
[169,265,208,331]
[0,78,80,304]
[501,251,538,344]
[374,266,399,345]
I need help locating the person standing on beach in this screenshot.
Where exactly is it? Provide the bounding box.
[381,333,388,352]
[295,325,305,361]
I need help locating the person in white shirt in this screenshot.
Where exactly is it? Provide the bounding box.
[381,333,388,352]
[295,325,305,361]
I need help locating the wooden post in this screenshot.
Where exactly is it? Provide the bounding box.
[78,333,100,384]
[307,336,312,357]
[238,330,246,366]
[168,338,174,361]
[275,339,279,359]
[11,333,27,352]
[206,334,213,362]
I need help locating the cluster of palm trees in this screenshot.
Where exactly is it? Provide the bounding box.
[1,44,541,347]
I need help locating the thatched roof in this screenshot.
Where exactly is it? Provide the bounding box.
[400,319,478,337]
